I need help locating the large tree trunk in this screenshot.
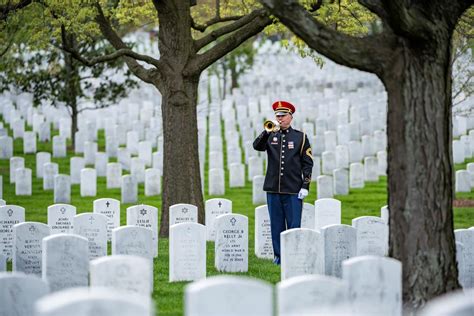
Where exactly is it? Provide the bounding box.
[63,33,80,148]
[155,1,204,237]
[159,76,204,237]
[384,32,460,309]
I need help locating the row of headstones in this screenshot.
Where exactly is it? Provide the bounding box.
[8,155,161,201]
[4,269,473,316]
[453,130,474,164]
[1,198,387,280]
[1,196,472,288]
[1,256,154,316]
[184,273,474,316]
[0,198,235,261]
[248,155,384,203]
[2,100,163,151]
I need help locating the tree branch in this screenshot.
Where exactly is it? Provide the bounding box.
[187,10,272,75]
[194,8,268,52]
[259,0,395,76]
[0,34,15,57]
[0,0,32,21]
[191,15,244,32]
[358,0,389,22]
[93,2,163,86]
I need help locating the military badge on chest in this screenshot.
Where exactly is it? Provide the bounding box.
[288,141,294,149]
[271,136,279,145]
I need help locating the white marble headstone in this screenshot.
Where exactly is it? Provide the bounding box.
[209,168,225,195]
[254,205,274,259]
[52,136,66,158]
[42,234,89,292]
[54,174,71,204]
[349,162,365,188]
[205,198,232,241]
[13,222,50,276]
[277,275,350,316]
[36,152,51,179]
[93,198,120,242]
[47,204,76,234]
[185,276,273,316]
[73,213,108,260]
[70,157,85,185]
[169,222,206,282]
[145,168,161,196]
[317,175,333,199]
[352,216,388,256]
[0,205,26,259]
[15,167,32,196]
[322,224,357,277]
[229,163,245,187]
[10,156,25,184]
[34,287,152,316]
[169,203,198,227]
[0,272,49,316]
[107,162,122,189]
[112,226,154,260]
[80,168,97,197]
[281,228,323,280]
[343,256,402,316]
[122,175,138,204]
[314,198,341,231]
[454,229,474,289]
[43,162,58,190]
[90,255,153,295]
[127,205,158,257]
[252,175,266,205]
[214,214,248,272]
[300,202,315,229]
[0,136,13,159]
[333,168,349,195]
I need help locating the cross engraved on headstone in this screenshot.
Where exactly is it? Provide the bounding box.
[218,201,222,208]
[106,201,110,208]
[182,207,188,214]
[89,216,95,224]
[230,217,237,226]
[60,207,66,214]
[7,209,13,217]
[140,208,147,216]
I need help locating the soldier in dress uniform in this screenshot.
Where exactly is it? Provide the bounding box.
[253,101,313,265]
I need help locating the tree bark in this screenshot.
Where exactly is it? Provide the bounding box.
[384,33,460,310]
[155,0,203,237]
[159,75,204,237]
[62,32,80,148]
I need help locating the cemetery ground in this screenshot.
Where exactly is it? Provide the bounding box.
[1,116,473,315]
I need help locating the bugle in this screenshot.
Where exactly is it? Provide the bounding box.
[264,119,280,132]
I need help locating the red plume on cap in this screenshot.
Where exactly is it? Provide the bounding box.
[272,101,296,114]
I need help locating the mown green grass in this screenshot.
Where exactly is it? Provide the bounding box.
[1,117,473,315]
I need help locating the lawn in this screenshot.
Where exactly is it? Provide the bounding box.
[1,116,473,315]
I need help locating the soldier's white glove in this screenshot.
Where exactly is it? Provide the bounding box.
[298,189,308,200]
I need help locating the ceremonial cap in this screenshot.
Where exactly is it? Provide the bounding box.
[272,101,295,115]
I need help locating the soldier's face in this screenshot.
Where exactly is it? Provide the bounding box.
[276,113,292,129]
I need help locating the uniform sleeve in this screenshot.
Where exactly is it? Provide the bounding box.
[301,134,313,190]
[253,130,270,152]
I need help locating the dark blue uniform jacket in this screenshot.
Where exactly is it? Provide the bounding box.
[253,126,313,194]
